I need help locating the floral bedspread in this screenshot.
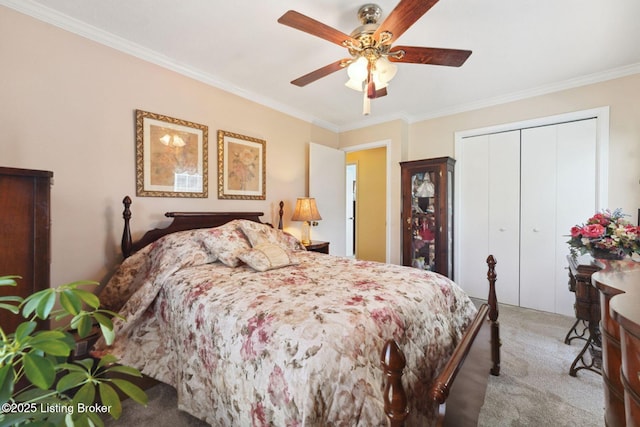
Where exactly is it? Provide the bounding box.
[94,222,477,426]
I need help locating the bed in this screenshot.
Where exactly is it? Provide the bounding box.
[94,196,500,426]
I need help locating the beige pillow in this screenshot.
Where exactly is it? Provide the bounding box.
[238,219,305,251]
[238,243,298,272]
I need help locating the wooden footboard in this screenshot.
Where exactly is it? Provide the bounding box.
[381,255,500,426]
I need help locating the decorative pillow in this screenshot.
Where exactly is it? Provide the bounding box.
[200,220,252,267]
[238,219,306,251]
[238,243,298,272]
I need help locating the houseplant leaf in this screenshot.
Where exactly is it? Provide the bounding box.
[109,378,148,405]
[23,352,55,389]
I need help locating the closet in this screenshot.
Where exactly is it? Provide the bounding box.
[457,118,599,315]
[0,167,53,332]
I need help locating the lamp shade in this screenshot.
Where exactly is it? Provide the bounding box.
[291,197,322,222]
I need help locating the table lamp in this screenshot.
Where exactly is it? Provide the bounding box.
[291,197,322,245]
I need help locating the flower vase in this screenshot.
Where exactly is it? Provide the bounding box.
[589,249,625,261]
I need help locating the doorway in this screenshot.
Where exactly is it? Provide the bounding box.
[346,146,387,262]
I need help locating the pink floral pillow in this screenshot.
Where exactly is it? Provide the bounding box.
[200,221,252,267]
[237,220,305,251]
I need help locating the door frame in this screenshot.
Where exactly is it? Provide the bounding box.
[343,140,392,263]
[452,106,610,281]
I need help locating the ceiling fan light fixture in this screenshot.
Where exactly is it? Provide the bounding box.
[374,56,397,84]
[347,56,368,81]
[345,77,364,91]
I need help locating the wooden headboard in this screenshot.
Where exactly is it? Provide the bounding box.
[120,196,283,258]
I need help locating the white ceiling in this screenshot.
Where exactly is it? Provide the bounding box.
[5,0,640,131]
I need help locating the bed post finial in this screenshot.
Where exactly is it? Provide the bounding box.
[486,254,501,376]
[122,196,133,259]
[278,201,284,230]
[381,339,409,427]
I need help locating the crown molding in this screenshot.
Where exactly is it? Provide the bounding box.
[0,0,339,132]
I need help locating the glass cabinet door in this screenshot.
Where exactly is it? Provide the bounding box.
[410,170,438,271]
[400,157,455,278]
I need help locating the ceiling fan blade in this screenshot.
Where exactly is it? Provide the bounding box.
[278,10,358,48]
[388,46,472,67]
[290,59,349,87]
[369,87,388,99]
[373,0,439,44]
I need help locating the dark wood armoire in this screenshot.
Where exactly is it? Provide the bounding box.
[0,166,53,332]
[400,157,455,278]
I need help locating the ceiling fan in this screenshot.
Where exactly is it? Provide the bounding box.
[278,0,471,114]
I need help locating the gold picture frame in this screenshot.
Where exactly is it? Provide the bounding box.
[135,109,208,198]
[217,130,266,200]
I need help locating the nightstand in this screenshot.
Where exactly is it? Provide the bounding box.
[304,240,330,254]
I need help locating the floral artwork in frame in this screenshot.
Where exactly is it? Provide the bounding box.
[217,130,266,200]
[135,109,208,198]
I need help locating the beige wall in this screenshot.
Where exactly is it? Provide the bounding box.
[342,74,640,264]
[340,120,408,264]
[2,6,639,287]
[408,74,640,219]
[346,147,386,262]
[0,7,337,287]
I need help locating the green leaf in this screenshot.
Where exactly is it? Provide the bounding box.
[86,410,105,427]
[104,365,142,378]
[23,352,56,389]
[29,339,73,357]
[60,290,82,315]
[97,354,118,368]
[56,372,88,392]
[0,302,20,314]
[21,290,47,317]
[15,321,37,341]
[99,322,115,346]
[110,378,148,405]
[72,381,96,407]
[14,387,51,402]
[98,382,122,419]
[72,358,95,372]
[0,275,20,286]
[76,315,92,338]
[74,289,100,309]
[93,313,113,331]
[0,364,15,405]
[35,291,56,319]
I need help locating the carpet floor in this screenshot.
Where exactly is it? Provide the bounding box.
[104,303,605,426]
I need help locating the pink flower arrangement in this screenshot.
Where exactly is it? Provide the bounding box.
[567,209,640,259]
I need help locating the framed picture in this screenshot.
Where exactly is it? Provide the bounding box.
[135,109,208,197]
[217,130,266,200]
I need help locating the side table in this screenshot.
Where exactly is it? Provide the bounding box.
[304,241,329,254]
[566,254,602,377]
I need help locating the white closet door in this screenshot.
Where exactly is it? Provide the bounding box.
[520,125,558,312]
[487,131,521,306]
[458,131,520,304]
[554,119,597,315]
[458,135,490,299]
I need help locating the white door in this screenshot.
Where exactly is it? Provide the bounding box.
[520,125,558,312]
[309,143,346,256]
[458,131,520,305]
